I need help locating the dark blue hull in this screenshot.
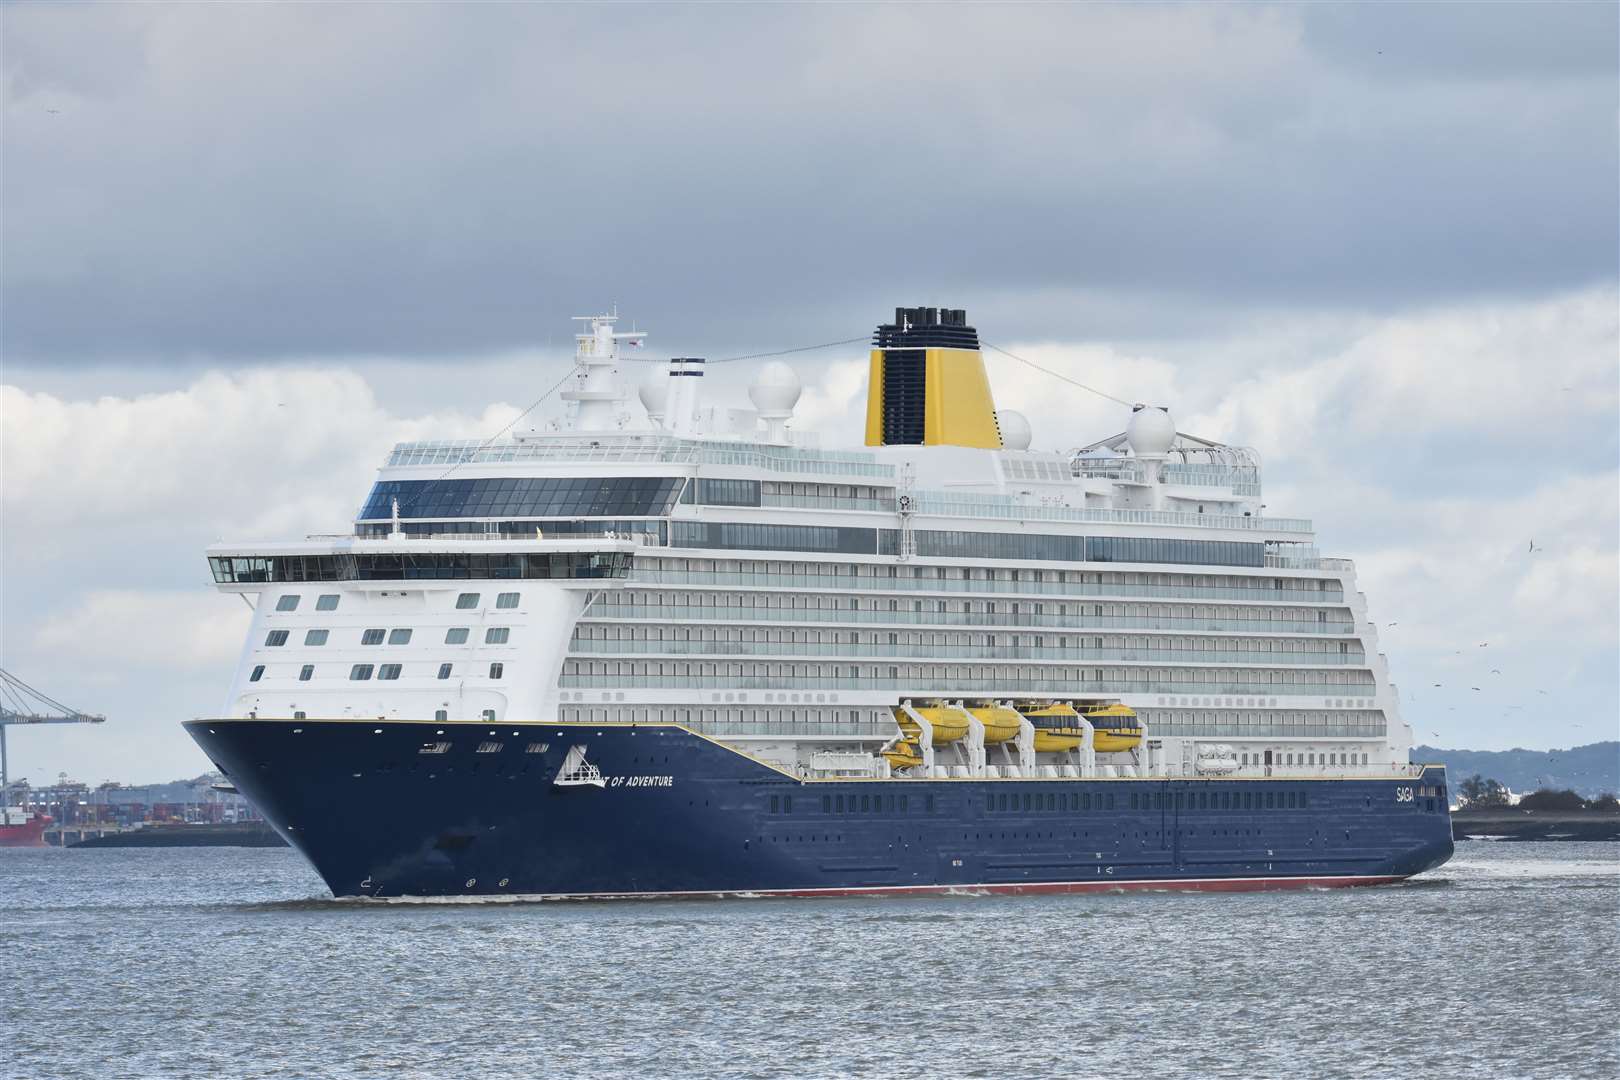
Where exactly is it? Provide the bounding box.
[185,719,1454,899]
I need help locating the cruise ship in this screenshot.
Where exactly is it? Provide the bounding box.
[186,306,1454,899]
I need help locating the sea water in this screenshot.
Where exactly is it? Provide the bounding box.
[2,842,1615,1079]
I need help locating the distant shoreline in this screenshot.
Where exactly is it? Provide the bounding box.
[1452,809,1620,842]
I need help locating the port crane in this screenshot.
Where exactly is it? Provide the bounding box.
[0,668,106,803]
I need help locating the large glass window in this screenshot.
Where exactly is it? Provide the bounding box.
[445,628,469,644]
[361,629,385,645]
[316,594,340,611]
[265,630,289,647]
[275,595,300,612]
[437,663,452,680]
[672,521,877,555]
[249,665,265,682]
[304,629,328,646]
[388,629,412,645]
[496,592,520,609]
[378,664,402,680]
[210,552,630,583]
[299,665,314,682]
[485,628,510,644]
[692,478,761,507]
[874,530,1264,567]
[356,476,683,521]
[349,664,374,681]
[456,593,481,609]
[489,662,504,679]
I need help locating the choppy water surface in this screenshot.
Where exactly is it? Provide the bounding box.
[3,842,1615,1079]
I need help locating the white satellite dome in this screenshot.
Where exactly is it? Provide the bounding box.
[995,409,1032,451]
[748,361,802,414]
[1126,404,1176,458]
[639,364,668,419]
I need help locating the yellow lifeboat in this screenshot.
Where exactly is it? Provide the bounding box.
[893,705,968,746]
[968,704,1022,745]
[1084,703,1143,753]
[1024,703,1085,753]
[882,737,924,771]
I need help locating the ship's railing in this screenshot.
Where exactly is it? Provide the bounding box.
[580,604,1359,635]
[907,492,1311,533]
[567,639,1368,665]
[387,436,897,479]
[558,675,1376,696]
[759,493,896,512]
[626,569,1343,604]
[688,720,896,739]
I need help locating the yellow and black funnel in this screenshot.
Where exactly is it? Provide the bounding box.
[864,307,1002,449]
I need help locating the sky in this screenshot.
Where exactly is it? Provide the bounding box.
[2,2,1616,784]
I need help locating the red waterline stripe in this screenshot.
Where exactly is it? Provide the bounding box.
[487,874,1409,902]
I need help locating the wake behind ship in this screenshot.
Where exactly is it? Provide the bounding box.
[187,307,1453,898]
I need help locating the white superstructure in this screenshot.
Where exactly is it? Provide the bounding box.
[207,311,1412,783]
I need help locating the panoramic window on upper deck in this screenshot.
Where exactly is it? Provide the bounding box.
[496,592,520,609]
[304,629,328,646]
[388,629,412,645]
[265,630,289,647]
[315,594,340,611]
[455,593,480,610]
[275,595,300,612]
[445,628,469,644]
[356,477,684,521]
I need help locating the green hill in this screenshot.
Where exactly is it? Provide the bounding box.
[1413,741,1618,799]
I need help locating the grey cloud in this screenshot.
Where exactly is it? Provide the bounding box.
[2,3,1615,365]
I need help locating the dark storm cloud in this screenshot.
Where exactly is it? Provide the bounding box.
[2,2,1615,363]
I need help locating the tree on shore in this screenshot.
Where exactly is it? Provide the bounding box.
[1517,788,1586,812]
[1458,774,1510,807]
[1591,793,1619,812]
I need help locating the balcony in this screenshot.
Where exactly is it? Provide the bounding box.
[581,604,1359,635]
[567,639,1368,665]
[626,569,1343,604]
[558,674,1377,696]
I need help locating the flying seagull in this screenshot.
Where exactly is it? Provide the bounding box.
[1478,642,1489,648]
[1387,621,1398,627]
[1491,669,1501,675]
[1470,686,1482,691]
[1528,540,1540,554]
[1433,683,1442,687]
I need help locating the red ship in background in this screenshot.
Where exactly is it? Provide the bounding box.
[2,667,106,849]
[0,807,51,848]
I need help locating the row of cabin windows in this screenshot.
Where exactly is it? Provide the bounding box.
[977,789,1308,813]
[275,594,343,612]
[810,793,938,815]
[989,791,1118,812]
[247,662,503,682]
[265,627,511,647]
[272,591,521,614]
[1240,751,1368,767]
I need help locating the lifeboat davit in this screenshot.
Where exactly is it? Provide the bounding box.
[968,704,1022,745]
[1024,703,1085,753]
[1084,703,1143,753]
[893,705,968,746]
